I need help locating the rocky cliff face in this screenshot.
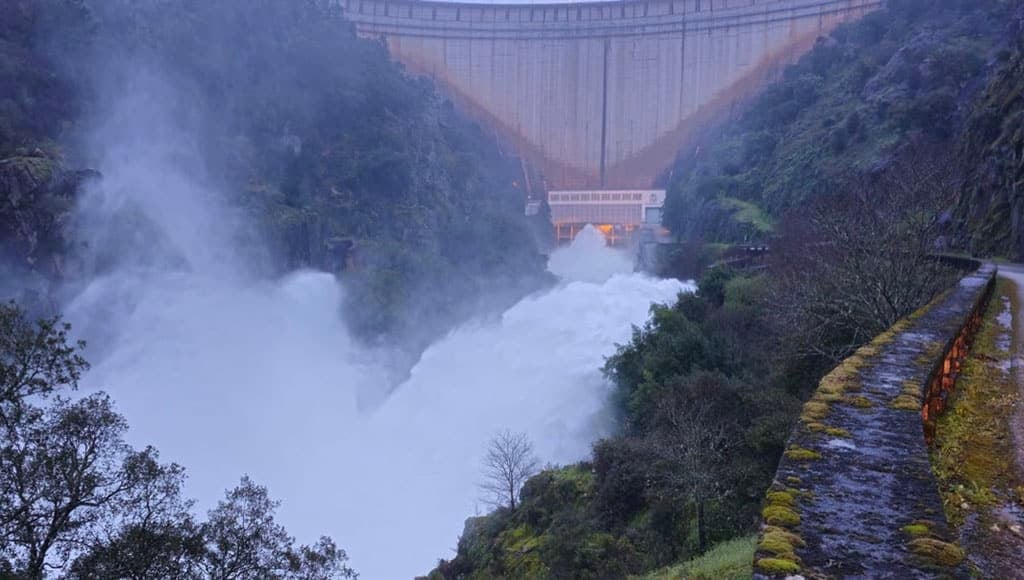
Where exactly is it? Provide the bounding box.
[956,5,1024,259]
[0,152,95,292]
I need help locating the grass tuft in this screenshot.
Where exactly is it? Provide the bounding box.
[641,536,755,580]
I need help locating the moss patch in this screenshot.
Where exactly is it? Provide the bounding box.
[823,426,851,438]
[766,490,796,507]
[891,379,924,410]
[784,446,822,461]
[800,400,830,422]
[900,520,938,538]
[763,526,806,548]
[843,395,874,409]
[758,525,807,563]
[755,558,801,574]
[908,538,965,567]
[891,394,922,411]
[915,340,945,367]
[762,505,801,527]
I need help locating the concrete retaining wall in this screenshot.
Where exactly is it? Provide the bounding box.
[753,264,997,578]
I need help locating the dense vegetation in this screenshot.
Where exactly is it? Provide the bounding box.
[429,1,1019,577]
[0,0,548,345]
[663,0,1016,247]
[430,269,811,578]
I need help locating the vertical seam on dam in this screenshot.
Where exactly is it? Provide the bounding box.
[679,24,687,124]
[600,37,610,188]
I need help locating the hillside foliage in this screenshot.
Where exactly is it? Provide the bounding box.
[663,0,1014,246]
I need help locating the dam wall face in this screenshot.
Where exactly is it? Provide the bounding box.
[342,0,880,189]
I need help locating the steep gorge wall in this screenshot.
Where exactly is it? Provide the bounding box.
[343,0,880,190]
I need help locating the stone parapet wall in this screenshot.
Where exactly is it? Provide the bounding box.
[754,264,996,578]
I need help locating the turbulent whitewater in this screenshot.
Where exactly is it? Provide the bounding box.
[65,84,689,578]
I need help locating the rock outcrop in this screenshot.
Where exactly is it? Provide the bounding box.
[956,4,1024,259]
[0,152,97,281]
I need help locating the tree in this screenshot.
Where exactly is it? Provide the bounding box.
[0,392,157,576]
[771,142,963,361]
[0,301,110,576]
[0,302,356,578]
[66,450,205,580]
[69,474,357,580]
[650,397,738,554]
[480,430,539,511]
[0,301,87,414]
[202,476,356,580]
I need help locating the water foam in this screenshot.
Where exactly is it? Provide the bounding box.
[65,82,690,577]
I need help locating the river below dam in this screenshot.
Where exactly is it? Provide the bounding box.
[55,69,688,579]
[68,223,687,577]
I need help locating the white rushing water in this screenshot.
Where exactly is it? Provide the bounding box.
[65,82,690,578]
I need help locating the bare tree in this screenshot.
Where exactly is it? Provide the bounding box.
[480,430,539,511]
[651,397,738,554]
[770,142,963,361]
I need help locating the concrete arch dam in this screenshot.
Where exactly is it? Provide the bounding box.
[343,0,880,191]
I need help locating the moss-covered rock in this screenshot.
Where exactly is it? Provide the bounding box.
[762,505,801,527]
[907,538,965,567]
[755,557,801,574]
[800,401,830,423]
[784,446,822,461]
[765,491,796,507]
[843,395,874,409]
[900,522,933,537]
[891,394,922,411]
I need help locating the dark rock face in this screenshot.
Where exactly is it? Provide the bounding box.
[956,6,1024,260]
[0,153,96,282]
[754,264,996,579]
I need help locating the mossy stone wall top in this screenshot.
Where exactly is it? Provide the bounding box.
[754,264,996,578]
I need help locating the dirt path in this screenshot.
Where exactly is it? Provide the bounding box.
[931,268,1024,575]
[997,265,1024,476]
